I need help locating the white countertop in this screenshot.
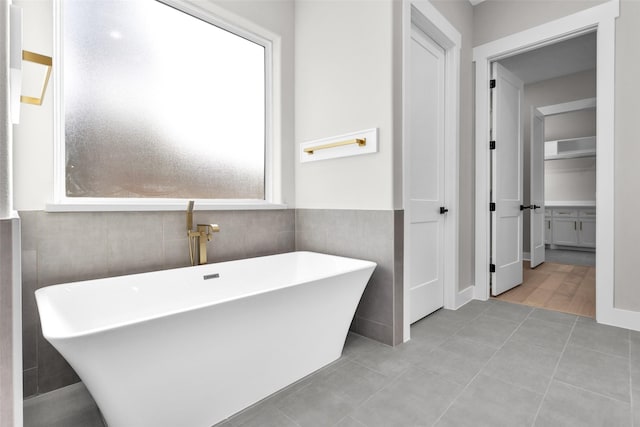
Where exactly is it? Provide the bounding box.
[545,201,596,207]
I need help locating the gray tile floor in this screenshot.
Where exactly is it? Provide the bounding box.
[24,300,639,427]
[545,248,595,267]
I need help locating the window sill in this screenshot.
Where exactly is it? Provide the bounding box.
[45,199,288,212]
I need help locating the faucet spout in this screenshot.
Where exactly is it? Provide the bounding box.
[204,223,220,240]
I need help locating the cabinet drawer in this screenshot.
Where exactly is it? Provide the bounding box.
[544,208,553,218]
[579,209,597,218]
[553,209,578,217]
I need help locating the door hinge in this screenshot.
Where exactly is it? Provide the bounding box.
[490,202,496,212]
[490,264,496,273]
[490,79,496,89]
[490,140,496,150]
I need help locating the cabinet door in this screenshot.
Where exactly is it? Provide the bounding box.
[579,219,596,247]
[544,219,552,245]
[552,218,579,246]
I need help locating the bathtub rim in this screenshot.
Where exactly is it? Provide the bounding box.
[35,251,377,341]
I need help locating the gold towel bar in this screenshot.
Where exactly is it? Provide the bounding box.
[304,138,366,154]
[21,50,53,106]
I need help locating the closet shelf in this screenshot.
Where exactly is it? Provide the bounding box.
[544,136,596,160]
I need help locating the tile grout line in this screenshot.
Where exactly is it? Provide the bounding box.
[430,306,536,427]
[278,407,302,427]
[343,364,412,425]
[559,338,630,361]
[345,304,493,426]
[321,344,411,425]
[530,314,579,427]
[552,377,631,405]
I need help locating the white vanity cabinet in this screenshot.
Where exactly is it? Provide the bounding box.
[546,205,596,249]
[578,209,596,247]
[544,208,553,245]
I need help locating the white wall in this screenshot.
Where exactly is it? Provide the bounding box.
[13,0,53,211]
[294,0,394,210]
[13,0,295,210]
[544,111,597,204]
[545,109,596,141]
[545,157,596,202]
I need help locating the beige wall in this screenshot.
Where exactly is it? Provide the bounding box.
[430,0,475,290]
[473,0,608,47]
[614,0,640,311]
[13,0,296,210]
[294,0,394,210]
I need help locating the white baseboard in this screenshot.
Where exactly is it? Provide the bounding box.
[598,307,640,332]
[455,285,475,309]
[523,252,531,261]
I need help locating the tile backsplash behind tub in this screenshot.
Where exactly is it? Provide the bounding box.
[21,208,403,397]
[20,209,295,396]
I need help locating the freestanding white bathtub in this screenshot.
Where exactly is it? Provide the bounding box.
[35,251,376,427]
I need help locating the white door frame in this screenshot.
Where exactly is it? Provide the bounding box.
[474,0,640,332]
[402,0,461,342]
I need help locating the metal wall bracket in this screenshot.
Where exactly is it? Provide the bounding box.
[20,50,53,106]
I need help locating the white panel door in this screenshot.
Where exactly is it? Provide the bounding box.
[491,63,524,296]
[408,26,445,323]
[530,109,545,268]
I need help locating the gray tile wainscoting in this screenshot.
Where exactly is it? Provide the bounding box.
[21,208,402,398]
[20,209,295,397]
[1,217,21,426]
[295,209,404,347]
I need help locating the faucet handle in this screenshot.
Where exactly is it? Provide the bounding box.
[197,224,220,241]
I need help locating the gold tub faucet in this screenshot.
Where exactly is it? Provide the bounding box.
[186,201,220,265]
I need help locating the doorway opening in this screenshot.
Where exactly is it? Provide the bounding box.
[488,31,597,318]
[475,0,636,330]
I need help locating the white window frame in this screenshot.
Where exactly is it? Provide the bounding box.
[49,0,284,212]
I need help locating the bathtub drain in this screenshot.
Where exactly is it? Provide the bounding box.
[203,273,220,280]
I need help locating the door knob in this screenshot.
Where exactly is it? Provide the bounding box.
[532,205,541,210]
[440,207,449,215]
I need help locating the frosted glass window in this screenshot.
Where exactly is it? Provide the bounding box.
[63,0,266,199]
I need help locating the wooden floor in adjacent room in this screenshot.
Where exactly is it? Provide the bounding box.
[494,261,596,318]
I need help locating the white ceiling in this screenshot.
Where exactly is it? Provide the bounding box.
[497,31,597,84]
[468,0,486,5]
